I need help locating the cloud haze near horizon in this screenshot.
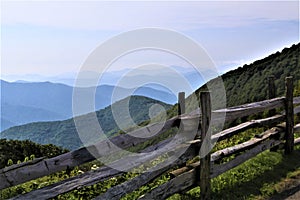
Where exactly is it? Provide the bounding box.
[1,1,299,81]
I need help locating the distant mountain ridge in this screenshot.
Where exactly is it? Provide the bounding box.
[1,103,66,131]
[2,66,204,88]
[1,80,176,131]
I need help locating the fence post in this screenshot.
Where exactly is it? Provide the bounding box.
[268,76,278,152]
[178,92,186,115]
[200,91,211,200]
[268,75,276,116]
[285,77,294,154]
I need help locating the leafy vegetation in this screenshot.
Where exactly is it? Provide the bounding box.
[0,139,67,169]
[218,43,299,107]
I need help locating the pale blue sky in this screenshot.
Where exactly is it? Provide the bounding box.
[1,1,299,79]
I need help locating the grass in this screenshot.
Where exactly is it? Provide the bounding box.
[168,145,300,200]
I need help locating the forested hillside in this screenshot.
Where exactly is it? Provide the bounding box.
[0,139,67,169]
[207,43,299,107]
[0,96,171,150]
[0,80,175,131]
[165,43,300,117]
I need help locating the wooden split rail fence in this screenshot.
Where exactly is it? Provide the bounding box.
[1,76,300,199]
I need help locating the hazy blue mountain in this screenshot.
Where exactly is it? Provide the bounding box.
[0,96,172,150]
[1,65,201,132]
[2,66,204,89]
[0,117,16,131]
[1,80,176,131]
[1,102,66,128]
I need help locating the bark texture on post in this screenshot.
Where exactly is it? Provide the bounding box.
[178,92,186,115]
[268,75,278,152]
[268,76,276,116]
[285,77,294,154]
[200,91,211,200]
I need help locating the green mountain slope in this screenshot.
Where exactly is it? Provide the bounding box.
[218,43,299,106]
[166,43,299,117]
[0,96,171,150]
[1,80,176,131]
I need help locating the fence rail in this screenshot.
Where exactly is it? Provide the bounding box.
[1,76,300,200]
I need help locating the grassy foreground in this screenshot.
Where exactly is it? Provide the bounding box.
[1,148,300,200]
[170,146,300,200]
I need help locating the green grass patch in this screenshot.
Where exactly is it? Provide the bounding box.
[167,147,300,200]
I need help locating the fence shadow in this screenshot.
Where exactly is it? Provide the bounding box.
[210,149,300,199]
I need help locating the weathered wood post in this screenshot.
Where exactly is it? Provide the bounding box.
[268,75,276,116]
[178,92,186,115]
[200,91,211,199]
[285,77,294,154]
[269,76,278,152]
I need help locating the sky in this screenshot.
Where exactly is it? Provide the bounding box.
[1,0,299,81]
